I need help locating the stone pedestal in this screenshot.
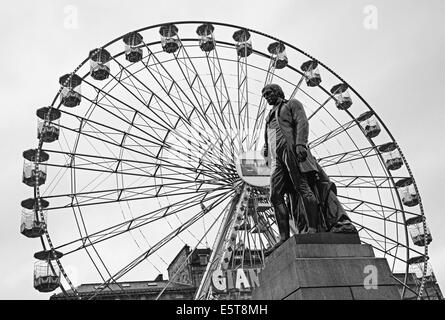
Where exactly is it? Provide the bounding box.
[252,233,401,300]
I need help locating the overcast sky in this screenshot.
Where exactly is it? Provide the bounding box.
[0,0,444,299]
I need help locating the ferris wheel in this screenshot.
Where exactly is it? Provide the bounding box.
[21,21,434,300]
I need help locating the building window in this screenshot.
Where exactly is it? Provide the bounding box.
[199,254,208,265]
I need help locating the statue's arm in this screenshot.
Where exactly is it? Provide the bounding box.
[290,99,309,147]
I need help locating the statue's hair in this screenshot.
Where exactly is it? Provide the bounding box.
[262,83,285,99]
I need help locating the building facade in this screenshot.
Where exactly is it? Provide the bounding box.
[50,274,196,300]
[51,246,212,300]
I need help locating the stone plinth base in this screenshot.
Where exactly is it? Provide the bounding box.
[252,233,401,300]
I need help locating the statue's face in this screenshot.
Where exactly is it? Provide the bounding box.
[262,89,279,106]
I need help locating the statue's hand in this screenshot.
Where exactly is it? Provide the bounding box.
[295,145,307,162]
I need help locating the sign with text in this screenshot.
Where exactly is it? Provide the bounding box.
[211,268,261,293]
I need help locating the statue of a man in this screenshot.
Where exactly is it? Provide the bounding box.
[262,84,356,254]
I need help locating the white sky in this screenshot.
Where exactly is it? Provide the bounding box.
[1,0,444,299]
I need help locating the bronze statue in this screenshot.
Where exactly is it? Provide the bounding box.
[262,84,356,254]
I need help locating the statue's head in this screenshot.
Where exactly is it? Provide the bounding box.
[262,84,285,106]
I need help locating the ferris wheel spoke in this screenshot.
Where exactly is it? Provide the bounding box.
[49,185,233,212]
[173,126,235,167]
[307,96,333,122]
[288,76,306,100]
[163,140,235,177]
[346,207,405,226]
[236,52,250,152]
[44,160,232,193]
[81,84,173,145]
[309,119,357,149]
[106,58,192,126]
[339,194,418,219]
[164,122,236,176]
[42,178,234,210]
[86,189,235,299]
[56,118,231,179]
[140,48,196,121]
[40,160,71,196]
[392,275,421,298]
[356,223,400,256]
[83,75,184,144]
[78,93,234,172]
[43,148,222,177]
[44,142,231,192]
[140,45,225,143]
[154,139,235,177]
[117,67,152,106]
[60,103,167,155]
[43,163,233,198]
[317,145,381,168]
[330,175,406,190]
[160,126,235,171]
[204,49,239,149]
[173,42,230,136]
[134,49,238,172]
[55,189,233,255]
[355,222,425,259]
[157,152,235,183]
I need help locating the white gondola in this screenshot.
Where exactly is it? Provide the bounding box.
[196,23,215,52]
[233,29,252,58]
[59,74,82,108]
[159,24,180,54]
[408,256,436,285]
[22,149,49,187]
[330,83,353,110]
[357,111,381,138]
[406,216,432,246]
[378,142,403,171]
[33,250,63,293]
[20,198,48,238]
[123,31,144,63]
[36,107,61,143]
[301,60,321,87]
[89,48,111,80]
[267,42,288,69]
[395,178,419,207]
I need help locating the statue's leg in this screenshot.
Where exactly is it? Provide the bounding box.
[287,191,308,234]
[282,149,320,233]
[269,158,290,242]
[274,203,290,241]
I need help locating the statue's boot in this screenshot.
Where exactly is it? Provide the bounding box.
[265,203,290,257]
[306,227,317,234]
[302,194,320,232]
[330,216,357,234]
